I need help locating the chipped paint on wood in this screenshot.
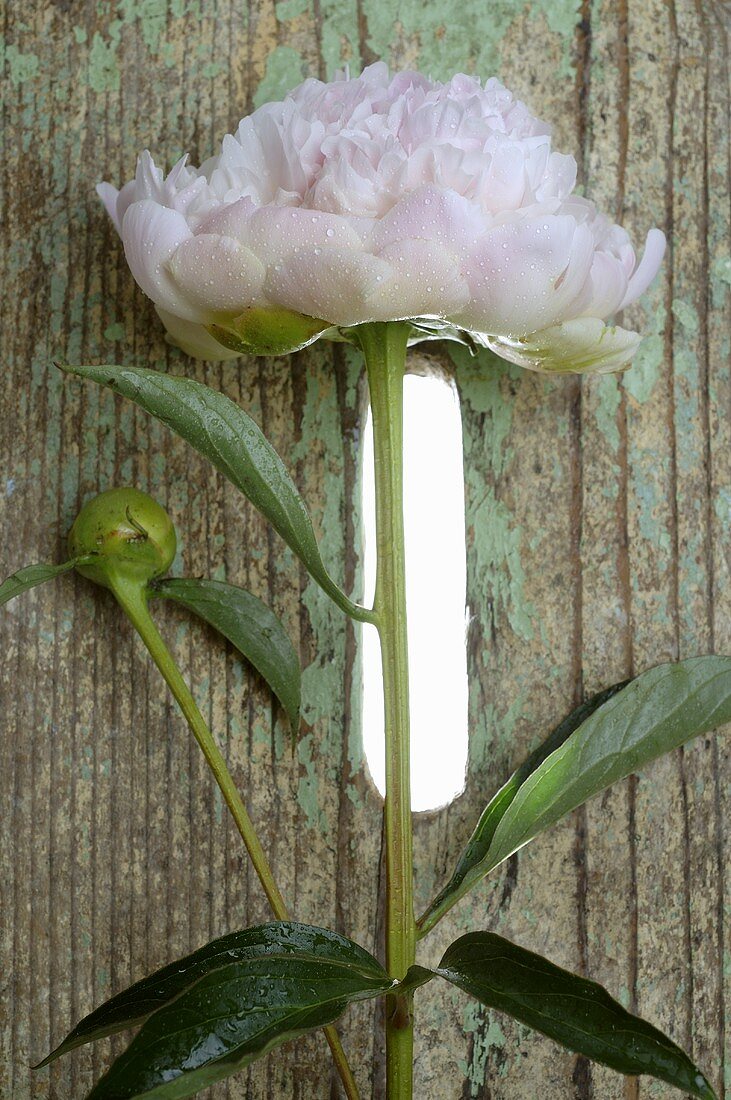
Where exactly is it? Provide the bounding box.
[1,1,729,1097]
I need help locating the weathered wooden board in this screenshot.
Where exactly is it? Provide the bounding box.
[1,1,729,1097]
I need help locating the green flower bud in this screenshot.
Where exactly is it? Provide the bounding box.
[68,487,176,590]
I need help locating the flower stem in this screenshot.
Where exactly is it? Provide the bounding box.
[358,321,415,1099]
[107,571,360,1100]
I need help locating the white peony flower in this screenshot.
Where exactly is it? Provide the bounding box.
[98,62,665,372]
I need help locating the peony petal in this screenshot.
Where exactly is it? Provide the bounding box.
[487,317,642,374]
[195,196,257,240]
[368,238,470,320]
[248,205,368,266]
[618,227,666,309]
[170,234,265,314]
[121,199,200,320]
[96,182,121,230]
[155,307,242,361]
[97,180,140,234]
[571,251,629,319]
[458,215,594,336]
[370,185,485,251]
[265,249,392,326]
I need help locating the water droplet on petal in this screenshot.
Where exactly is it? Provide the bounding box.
[326,228,335,238]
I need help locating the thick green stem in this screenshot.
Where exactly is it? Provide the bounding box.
[107,570,360,1100]
[358,322,415,1099]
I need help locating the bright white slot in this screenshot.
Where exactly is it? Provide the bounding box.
[361,372,469,812]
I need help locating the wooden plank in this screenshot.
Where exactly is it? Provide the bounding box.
[0,1,729,1097]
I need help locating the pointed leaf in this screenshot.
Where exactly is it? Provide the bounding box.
[421,658,731,935]
[54,922,393,1099]
[37,924,308,1066]
[419,681,628,933]
[436,932,716,1099]
[484,656,731,874]
[60,364,368,620]
[0,560,83,607]
[152,577,300,733]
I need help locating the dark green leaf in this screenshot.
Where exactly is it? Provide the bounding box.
[60,364,369,621]
[436,932,716,1099]
[65,922,392,1099]
[152,577,300,734]
[421,659,731,934]
[419,682,628,933]
[484,657,731,873]
[0,560,83,607]
[37,924,300,1067]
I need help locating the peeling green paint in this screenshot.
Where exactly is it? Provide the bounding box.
[292,362,357,830]
[296,731,328,833]
[450,347,535,644]
[460,1001,508,1096]
[450,346,517,474]
[118,0,170,54]
[633,464,671,555]
[276,0,309,21]
[624,304,666,406]
[592,374,621,454]
[671,297,699,335]
[712,254,731,299]
[470,694,524,776]
[89,31,120,94]
[103,322,126,342]
[363,0,580,81]
[468,481,535,641]
[2,41,40,86]
[319,0,360,74]
[254,47,308,108]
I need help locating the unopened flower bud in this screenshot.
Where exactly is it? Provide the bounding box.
[68,487,176,590]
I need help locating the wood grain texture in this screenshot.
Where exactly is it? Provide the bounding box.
[1,1,729,1097]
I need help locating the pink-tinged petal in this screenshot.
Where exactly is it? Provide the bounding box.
[96,182,121,229]
[571,251,629,319]
[368,239,470,319]
[478,142,528,213]
[195,196,257,240]
[170,234,265,314]
[265,249,392,326]
[618,228,666,309]
[115,180,142,230]
[370,185,485,251]
[487,317,642,374]
[534,151,577,202]
[97,180,139,234]
[458,215,594,336]
[155,307,242,361]
[248,205,368,265]
[121,199,200,319]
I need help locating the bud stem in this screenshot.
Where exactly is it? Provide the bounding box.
[107,570,360,1100]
